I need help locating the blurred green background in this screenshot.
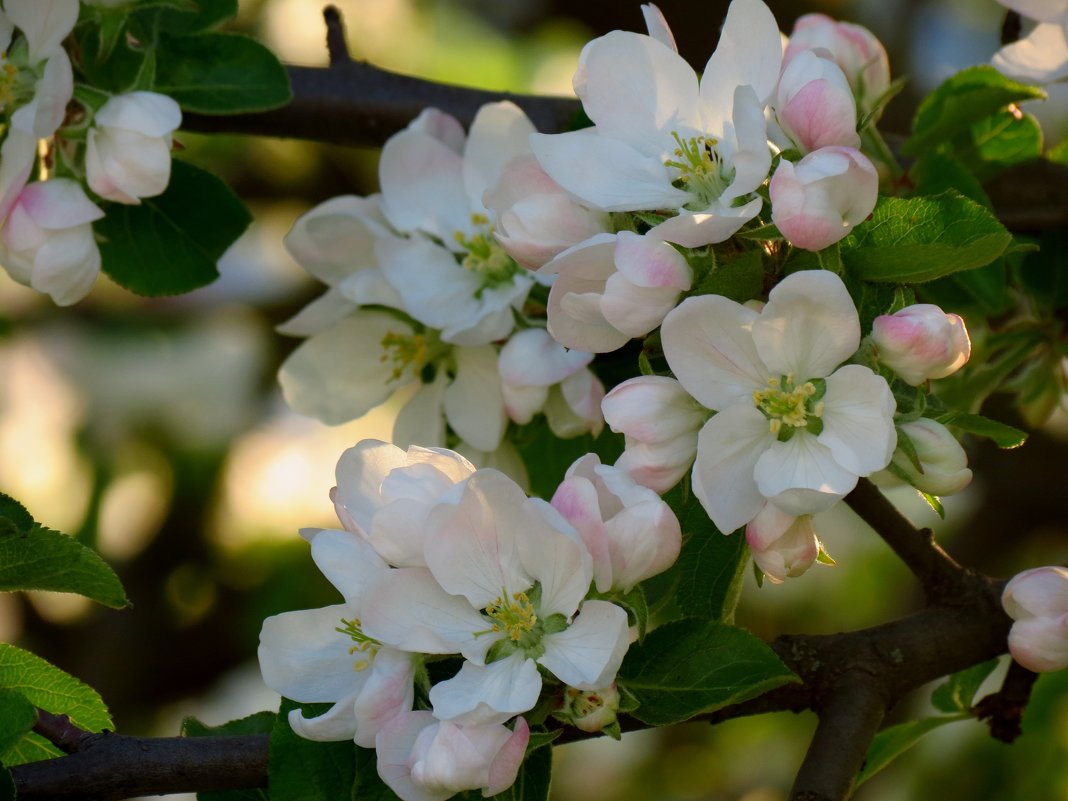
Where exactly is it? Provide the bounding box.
[1,1,1067,799]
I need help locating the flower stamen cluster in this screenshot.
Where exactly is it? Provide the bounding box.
[378,329,439,382]
[336,617,381,672]
[664,132,731,209]
[483,589,538,643]
[453,214,522,296]
[752,375,826,438]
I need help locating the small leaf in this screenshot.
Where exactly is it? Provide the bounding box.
[673,517,748,623]
[950,109,1043,182]
[855,714,970,787]
[0,525,128,608]
[904,66,1045,155]
[918,491,945,519]
[269,699,356,801]
[97,159,252,297]
[936,412,1027,449]
[693,248,764,303]
[840,192,1012,283]
[1048,139,1068,167]
[909,151,990,208]
[617,618,799,726]
[155,32,292,114]
[931,659,1000,713]
[0,689,36,760]
[0,493,32,538]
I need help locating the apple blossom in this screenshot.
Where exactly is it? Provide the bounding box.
[746,504,820,583]
[601,375,707,493]
[880,418,973,496]
[540,231,693,353]
[529,0,781,247]
[497,327,596,427]
[660,269,896,532]
[86,91,183,204]
[771,50,860,153]
[551,453,682,593]
[870,304,971,386]
[0,178,104,306]
[257,528,416,747]
[769,147,878,251]
[1002,566,1068,672]
[361,469,630,726]
[783,13,891,117]
[992,0,1068,84]
[483,154,611,269]
[376,711,529,801]
[555,683,621,734]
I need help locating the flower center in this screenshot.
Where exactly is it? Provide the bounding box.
[379,329,445,383]
[453,214,521,297]
[484,590,538,644]
[336,617,381,672]
[664,132,733,210]
[753,374,826,440]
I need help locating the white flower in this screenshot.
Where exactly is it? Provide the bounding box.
[551,453,682,593]
[86,91,182,204]
[874,418,972,496]
[992,0,1068,84]
[745,504,820,583]
[361,469,630,725]
[529,0,781,247]
[0,178,104,305]
[540,231,692,353]
[375,103,538,345]
[1002,565,1068,672]
[257,528,416,747]
[376,711,529,801]
[660,269,896,532]
[870,304,971,386]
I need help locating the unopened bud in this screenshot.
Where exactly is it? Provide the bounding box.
[871,304,971,386]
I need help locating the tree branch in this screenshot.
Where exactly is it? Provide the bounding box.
[33,710,93,755]
[975,659,1039,743]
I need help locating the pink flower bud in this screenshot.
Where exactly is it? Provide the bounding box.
[557,683,621,733]
[784,14,891,118]
[773,50,860,153]
[552,454,682,593]
[746,504,820,584]
[1002,566,1068,673]
[769,147,878,251]
[890,419,972,496]
[870,304,971,386]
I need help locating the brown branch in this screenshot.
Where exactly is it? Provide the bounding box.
[33,710,93,754]
[975,659,1039,743]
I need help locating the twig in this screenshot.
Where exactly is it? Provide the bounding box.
[33,710,93,754]
[322,6,350,66]
[975,659,1039,743]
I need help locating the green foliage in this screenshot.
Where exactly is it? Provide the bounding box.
[0,644,112,767]
[904,66,1045,156]
[840,192,1012,283]
[855,714,971,787]
[513,419,623,501]
[97,159,252,296]
[909,152,990,208]
[692,249,765,303]
[931,659,1001,714]
[0,493,32,538]
[269,700,356,801]
[617,619,799,726]
[951,109,1043,182]
[0,768,13,801]
[353,744,400,801]
[0,524,128,608]
[136,0,240,36]
[154,33,292,114]
[936,412,1027,449]
[0,689,36,761]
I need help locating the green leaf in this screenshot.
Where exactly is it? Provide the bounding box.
[672,495,749,623]
[936,411,1027,448]
[154,32,292,114]
[855,714,970,787]
[931,659,1000,713]
[950,257,1012,316]
[909,151,990,208]
[617,618,799,726]
[693,248,764,303]
[0,644,112,766]
[0,767,14,801]
[269,699,356,801]
[352,744,399,801]
[840,192,1012,283]
[1048,139,1068,167]
[182,710,275,738]
[514,420,623,501]
[97,159,252,296]
[1014,229,1068,311]
[951,109,1043,182]
[0,524,128,607]
[904,66,1045,156]
[0,493,32,538]
[138,0,239,35]
[918,490,945,519]
[0,689,36,760]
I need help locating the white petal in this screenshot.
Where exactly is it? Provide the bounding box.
[754,434,856,515]
[309,528,388,604]
[332,439,404,535]
[376,237,482,331]
[691,405,774,533]
[445,345,506,452]
[648,197,763,248]
[284,194,393,287]
[352,648,417,747]
[817,365,896,475]
[95,91,182,136]
[380,128,472,240]
[641,4,678,52]
[429,653,541,725]
[288,693,359,742]
[32,50,73,138]
[538,600,630,688]
[6,0,78,63]
[376,712,452,801]
[463,101,535,215]
[277,289,357,337]
[752,270,860,379]
[720,86,771,203]
[393,371,448,450]
[1008,615,1068,673]
[515,497,593,616]
[1003,566,1068,620]
[498,327,593,388]
[993,22,1068,84]
[700,0,782,117]
[661,294,766,410]
[257,603,363,702]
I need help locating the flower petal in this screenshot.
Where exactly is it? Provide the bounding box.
[429,653,541,725]
[258,603,363,702]
[380,128,472,240]
[352,647,418,747]
[462,101,535,215]
[445,345,507,452]
[818,364,896,475]
[700,0,783,118]
[754,433,856,515]
[309,528,389,605]
[538,600,630,689]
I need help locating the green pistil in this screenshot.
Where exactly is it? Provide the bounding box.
[753,375,827,441]
[453,214,520,298]
[663,132,733,210]
[336,617,381,672]
[378,329,446,383]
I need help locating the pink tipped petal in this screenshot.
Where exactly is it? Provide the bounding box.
[514,496,593,617]
[551,476,613,592]
[352,648,417,748]
[1008,615,1068,673]
[539,600,630,689]
[613,231,691,289]
[376,712,452,801]
[1003,566,1068,620]
[485,718,531,796]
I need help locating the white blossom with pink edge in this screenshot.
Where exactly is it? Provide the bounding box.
[769,146,878,251]
[529,0,780,248]
[376,711,529,801]
[992,0,1068,84]
[872,418,972,496]
[257,528,417,747]
[783,13,891,118]
[2,0,78,138]
[1002,566,1068,672]
[601,375,707,494]
[497,327,598,430]
[540,231,692,353]
[746,504,820,584]
[86,91,182,204]
[0,178,104,306]
[361,469,629,726]
[661,269,896,533]
[551,453,682,593]
[870,304,972,386]
[770,50,860,154]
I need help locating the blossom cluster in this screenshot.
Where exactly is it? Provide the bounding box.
[258,440,681,800]
[0,0,181,305]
